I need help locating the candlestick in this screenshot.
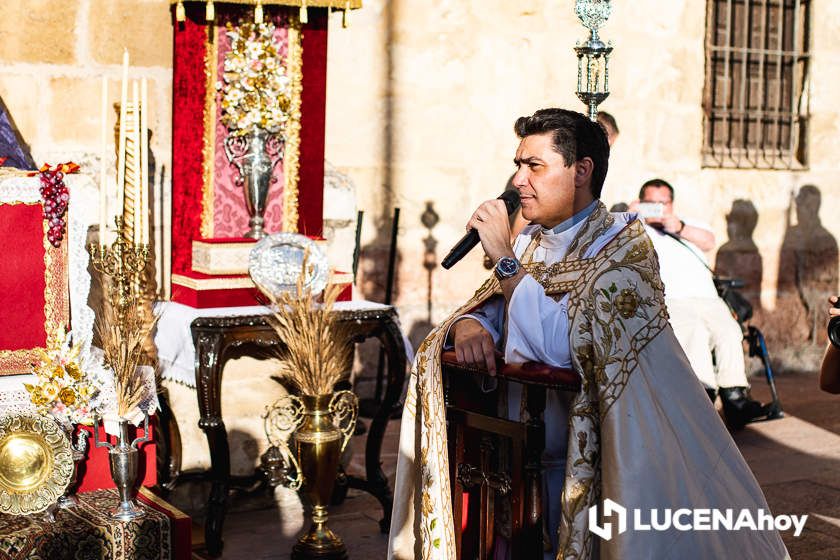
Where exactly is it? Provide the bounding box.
[132,80,141,245]
[117,50,129,228]
[100,77,108,247]
[140,78,149,245]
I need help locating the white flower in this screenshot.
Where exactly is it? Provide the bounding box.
[220,20,291,136]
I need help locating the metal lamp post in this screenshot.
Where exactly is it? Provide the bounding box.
[574,0,614,121]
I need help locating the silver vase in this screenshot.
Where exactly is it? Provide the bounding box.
[223,127,285,239]
[94,413,150,521]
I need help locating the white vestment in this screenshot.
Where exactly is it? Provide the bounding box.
[389,203,788,560]
[456,202,630,555]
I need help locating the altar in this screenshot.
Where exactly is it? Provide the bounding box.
[0,0,383,557]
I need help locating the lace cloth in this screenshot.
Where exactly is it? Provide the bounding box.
[155,300,415,388]
[0,174,98,414]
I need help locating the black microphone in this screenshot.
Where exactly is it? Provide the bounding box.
[441,190,521,270]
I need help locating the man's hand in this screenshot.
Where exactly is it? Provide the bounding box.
[828,296,840,323]
[452,318,497,375]
[646,214,683,234]
[467,199,515,263]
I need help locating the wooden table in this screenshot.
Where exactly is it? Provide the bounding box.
[165,305,407,556]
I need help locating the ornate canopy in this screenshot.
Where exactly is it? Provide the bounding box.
[171,1,362,8]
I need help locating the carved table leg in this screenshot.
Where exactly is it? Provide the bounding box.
[193,329,229,557]
[345,313,407,533]
[155,386,182,494]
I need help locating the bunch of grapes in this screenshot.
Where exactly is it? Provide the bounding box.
[39,169,69,248]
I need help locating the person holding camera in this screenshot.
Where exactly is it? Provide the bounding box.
[820,296,840,393]
[631,178,769,428]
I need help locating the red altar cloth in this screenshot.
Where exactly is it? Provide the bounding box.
[0,200,68,375]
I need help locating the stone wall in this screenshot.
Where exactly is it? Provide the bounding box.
[0,0,174,293]
[326,0,840,370]
[2,0,839,375]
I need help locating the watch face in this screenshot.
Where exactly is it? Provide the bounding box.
[496,257,520,279]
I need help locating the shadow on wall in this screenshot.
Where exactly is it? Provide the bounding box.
[775,185,838,347]
[715,189,839,370]
[407,201,440,350]
[715,199,763,314]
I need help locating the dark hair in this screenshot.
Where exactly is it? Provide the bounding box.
[514,108,610,198]
[597,111,619,135]
[639,178,674,202]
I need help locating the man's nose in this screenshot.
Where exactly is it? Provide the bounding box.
[512,169,527,189]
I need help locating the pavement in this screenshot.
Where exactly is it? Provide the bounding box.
[188,367,840,559]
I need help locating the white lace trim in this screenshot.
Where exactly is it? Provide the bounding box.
[0,174,97,414]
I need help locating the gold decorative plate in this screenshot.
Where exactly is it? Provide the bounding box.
[0,413,73,515]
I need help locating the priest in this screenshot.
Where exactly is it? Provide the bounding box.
[388,108,788,559]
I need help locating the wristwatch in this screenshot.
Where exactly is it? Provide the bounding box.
[494,256,521,281]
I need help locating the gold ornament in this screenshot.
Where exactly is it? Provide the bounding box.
[0,413,74,515]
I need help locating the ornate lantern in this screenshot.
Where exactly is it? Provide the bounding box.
[574,0,613,121]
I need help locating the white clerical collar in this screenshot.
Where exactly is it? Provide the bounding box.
[537,200,600,253]
[540,199,599,235]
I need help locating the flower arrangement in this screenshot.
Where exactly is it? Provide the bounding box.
[24,330,103,429]
[264,259,352,396]
[218,21,292,137]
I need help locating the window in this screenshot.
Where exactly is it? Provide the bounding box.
[703,0,811,169]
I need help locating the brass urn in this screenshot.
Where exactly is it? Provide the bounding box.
[263,390,358,560]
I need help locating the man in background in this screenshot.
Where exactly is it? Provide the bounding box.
[597,110,619,146]
[634,178,769,428]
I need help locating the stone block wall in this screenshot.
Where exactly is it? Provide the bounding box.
[0,0,174,293]
[325,0,840,371]
[2,0,839,376]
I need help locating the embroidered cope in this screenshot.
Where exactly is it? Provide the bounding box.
[388,202,788,560]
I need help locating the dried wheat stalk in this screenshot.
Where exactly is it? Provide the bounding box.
[264,271,352,396]
[96,295,159,417]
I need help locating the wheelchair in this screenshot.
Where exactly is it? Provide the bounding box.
[713,277,784,422]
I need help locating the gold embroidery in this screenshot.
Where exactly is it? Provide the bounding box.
[282,21,303,232]
[402,205,669,560]
[557,219,668,559]
[201,24,217,238]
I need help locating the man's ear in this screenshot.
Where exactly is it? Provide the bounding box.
[574,157,594,189]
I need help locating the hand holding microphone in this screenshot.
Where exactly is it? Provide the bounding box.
[441,190,521,269]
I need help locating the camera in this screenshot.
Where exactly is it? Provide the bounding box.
[637,202,664,219]
[828,299,840,348]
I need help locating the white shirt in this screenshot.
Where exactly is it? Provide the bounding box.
[644,222,719,300]
[456,203,633,368]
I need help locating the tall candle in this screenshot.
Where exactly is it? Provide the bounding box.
[132,79,141,245]
[140,78,149,245]
[100,76,108,246]
[117,49,129,231]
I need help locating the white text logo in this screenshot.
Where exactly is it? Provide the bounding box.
[588,501,807,540]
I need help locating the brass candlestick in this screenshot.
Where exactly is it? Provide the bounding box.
[88,216,150,327]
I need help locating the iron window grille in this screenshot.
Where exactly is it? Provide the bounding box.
[703,0,811,169]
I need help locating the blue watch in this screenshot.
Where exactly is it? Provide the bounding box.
[494,256,521,281]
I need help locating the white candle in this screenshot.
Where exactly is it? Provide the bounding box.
[117,49,129,233]
[100,76,108,246]
[132,79,141,245]
[140,78,149,245]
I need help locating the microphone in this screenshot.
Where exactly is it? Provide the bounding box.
[441,190,521,270]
